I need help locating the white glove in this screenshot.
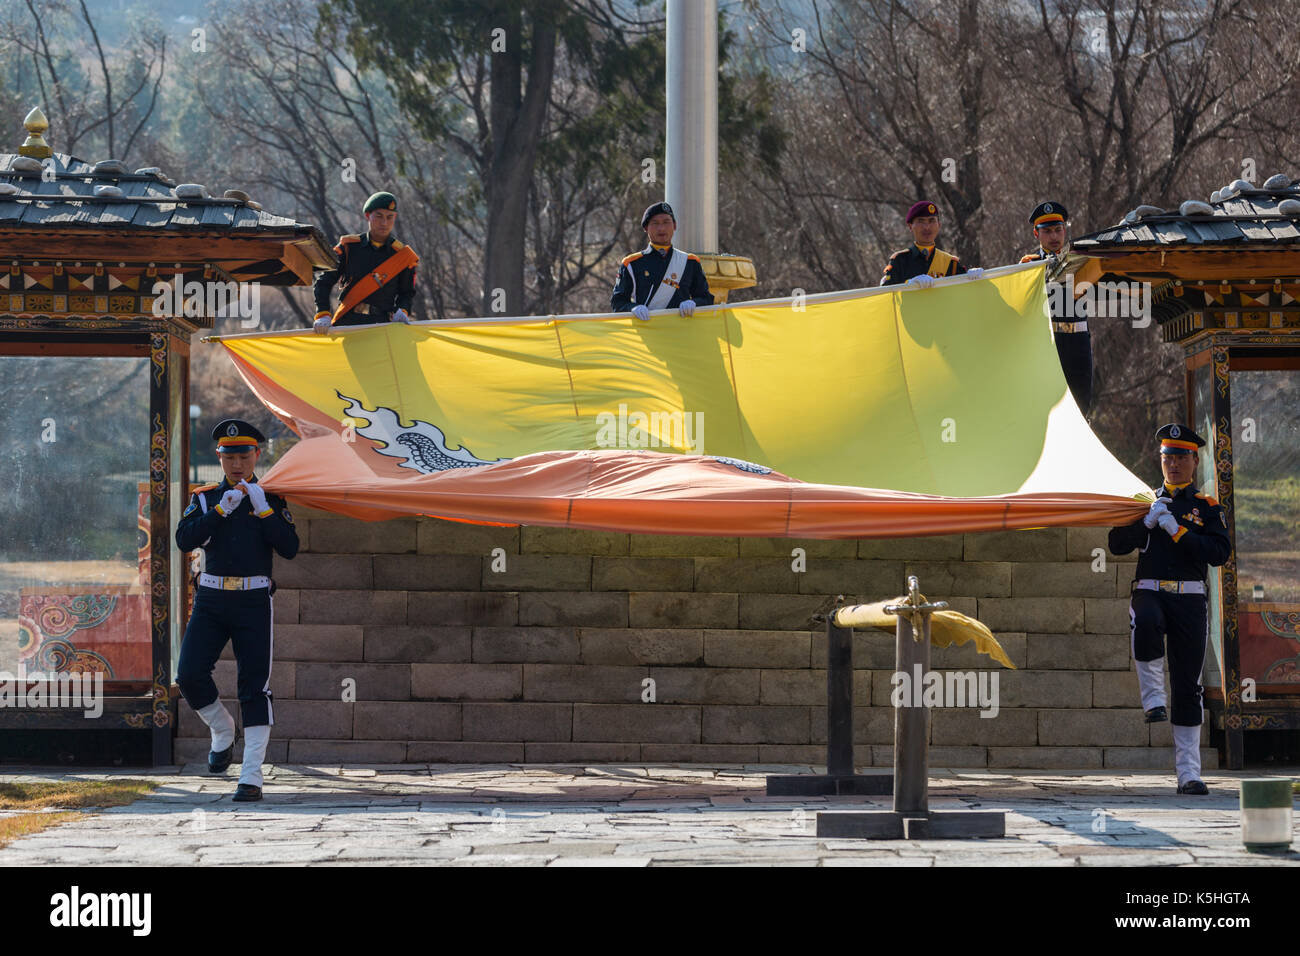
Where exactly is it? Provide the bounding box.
[678,299,695,317]
[240,480,270,515]
[1143,498,1171,529]
[966,267,984,279]
[216,488,245,516]
[906,274,935,289]
[1157,512,1181,537]
[631,304,650,321]
[392,308,411,323]
[312,315,332,334]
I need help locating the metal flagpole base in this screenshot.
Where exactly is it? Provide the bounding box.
[765,772,893,797]
[812,577,1007,840]
[817,809,1006,839]
[765,612,891,797]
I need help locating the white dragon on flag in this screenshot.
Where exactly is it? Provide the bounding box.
[338,393,506,474]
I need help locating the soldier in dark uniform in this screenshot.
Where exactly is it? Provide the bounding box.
[1020,201,1093,415]
[313,191,419,332]
[880,200,980,287]
[611,201,713,319]
[176,420,299,802]
[1108,424,1231,795]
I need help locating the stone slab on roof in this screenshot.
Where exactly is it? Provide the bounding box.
[1074,176,1300,248]
[0,151,316,236]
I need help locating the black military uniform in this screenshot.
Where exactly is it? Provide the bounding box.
[176,420,298,801]
[880,200,967,286]
[1020,201,1093,415]
[312,191,418,328]
[1108,424,1230,794]
[611,202,713,313]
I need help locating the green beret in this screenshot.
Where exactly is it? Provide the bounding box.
[363,191,397,214]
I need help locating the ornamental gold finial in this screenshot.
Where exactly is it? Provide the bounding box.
[20,106,52,159]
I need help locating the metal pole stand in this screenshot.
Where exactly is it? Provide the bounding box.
[816,576,1006,838]
[766,606,892,797]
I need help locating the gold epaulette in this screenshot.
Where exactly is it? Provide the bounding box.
[1195,492,1220,506]
[621,252,644,265]
[686,253,700,262]
[333,234,361,255]
[391,238,406,250]
[192,483,219,495]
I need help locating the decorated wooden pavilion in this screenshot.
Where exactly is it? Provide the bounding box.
[1066,173,1300,769]
[0,107,331,764]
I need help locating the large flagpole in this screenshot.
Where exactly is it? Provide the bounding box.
[665,0,718,253]
[664,0,754,301]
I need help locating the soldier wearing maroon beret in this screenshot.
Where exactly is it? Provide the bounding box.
[880,200,978,288]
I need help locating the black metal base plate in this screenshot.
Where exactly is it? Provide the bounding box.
[765,772,893,796]
[816,809,1006,839]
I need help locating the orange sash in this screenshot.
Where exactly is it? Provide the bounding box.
[332,245,420,324]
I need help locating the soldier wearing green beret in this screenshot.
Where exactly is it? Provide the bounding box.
[312,191,421,333]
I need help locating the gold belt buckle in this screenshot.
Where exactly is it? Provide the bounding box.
[222,576,242,591]
[1158,580,1179,593]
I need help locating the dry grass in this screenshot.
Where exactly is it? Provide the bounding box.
[0,811,85,846]
[0,779,158,849]
[0,778,158,809]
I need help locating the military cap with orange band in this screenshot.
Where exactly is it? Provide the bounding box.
[1156,423,1205,455]
[212,419,267,453]
[1030,200,1069,226]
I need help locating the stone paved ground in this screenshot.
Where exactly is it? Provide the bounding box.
[0,765,1296,866]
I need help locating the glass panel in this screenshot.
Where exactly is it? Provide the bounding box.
[0,355,153,682]
[1230,366,1300,687]
[1191,360,1223,688]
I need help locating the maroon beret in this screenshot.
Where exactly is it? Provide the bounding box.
[906,200,939,223]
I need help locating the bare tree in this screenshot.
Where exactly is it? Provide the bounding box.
[993,0,1300,224]
[0,0,167,162]
[182,0,475,321]
[736,0,999,295]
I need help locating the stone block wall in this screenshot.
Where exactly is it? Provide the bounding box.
[175,511,1217,770]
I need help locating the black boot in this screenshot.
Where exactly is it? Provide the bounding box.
[208,731,238,774]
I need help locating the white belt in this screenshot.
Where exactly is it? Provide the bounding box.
[1135,578,1205,595]
[1053,321,1088,333]
[199,573,270,591]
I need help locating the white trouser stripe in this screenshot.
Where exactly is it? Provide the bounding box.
[265,594,274,727]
